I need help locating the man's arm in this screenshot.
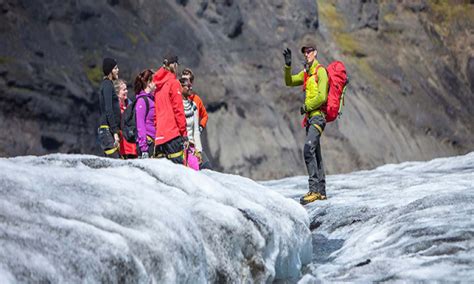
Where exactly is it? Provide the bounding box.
[193,94,208,128]
[284,66,304,87]
[193,106,202,152]
[103,81,119,134]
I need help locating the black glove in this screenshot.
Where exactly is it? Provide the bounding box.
[283,48,292,66]
[199,125,204,133]
[300,105,307,115]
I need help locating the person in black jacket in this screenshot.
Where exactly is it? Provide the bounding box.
[98,58,121,158]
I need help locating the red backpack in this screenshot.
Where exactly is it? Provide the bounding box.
[305,61,348,123]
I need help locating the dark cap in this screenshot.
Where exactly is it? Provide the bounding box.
[300,41,317,54]
[102,57,117,75]
[163,54,179,65]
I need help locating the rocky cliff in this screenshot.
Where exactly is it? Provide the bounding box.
[0,0,472,180]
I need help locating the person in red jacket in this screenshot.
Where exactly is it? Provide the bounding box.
[153,54,188,164]
[181,68,213,169]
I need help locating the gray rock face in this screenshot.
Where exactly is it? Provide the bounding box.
[0,0,472,180]
[338,0,380,31]
[468,57,474,93]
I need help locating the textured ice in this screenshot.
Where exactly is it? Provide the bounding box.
[263,152,474,282]
[0,154,311,283]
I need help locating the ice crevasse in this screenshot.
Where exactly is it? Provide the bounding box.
[0,154,312,283]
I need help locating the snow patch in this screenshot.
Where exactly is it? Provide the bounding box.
[264,152,474,282]
[0,154,311,282]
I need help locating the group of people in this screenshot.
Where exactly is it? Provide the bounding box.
[97,54,211,170]
[97,39,332,205]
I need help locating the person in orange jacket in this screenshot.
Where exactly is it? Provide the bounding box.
[181,68,208,131]
[181,68,212,169]
[153,54,188,165]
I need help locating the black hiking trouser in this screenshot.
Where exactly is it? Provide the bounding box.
[200,150,213,170]
[136,136,155,157]
[154,136,185,165]
[304,115,326,195]
[98,125,120,159]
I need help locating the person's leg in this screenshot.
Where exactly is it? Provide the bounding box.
[153,144,165,158]
[303,124,320,193]
[314,136,326,196]
[98,127,120,159]
[147,138,155,157]
[199,150,212,170]
[163,137,185,165]
[308,115,326,194]
[104,148,120,158]
[300,115,326,204]
[187,146,200,170]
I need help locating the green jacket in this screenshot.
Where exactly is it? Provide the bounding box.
[284,60,328,118]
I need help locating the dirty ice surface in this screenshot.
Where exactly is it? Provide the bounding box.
[0,154,311,283]
[263,153,474,282]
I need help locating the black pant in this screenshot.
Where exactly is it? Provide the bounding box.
[106,150,120,158]
[304,115,326,195]
[98,126,120,159]
[136,138,155,157]
[199,150,213,170]
[154,136,185,164]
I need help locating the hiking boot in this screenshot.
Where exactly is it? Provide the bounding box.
[300,192,327,205]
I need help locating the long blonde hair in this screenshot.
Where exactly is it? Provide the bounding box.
[113,79,126,95]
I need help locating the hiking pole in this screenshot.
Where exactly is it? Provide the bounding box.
[183,140,189,167]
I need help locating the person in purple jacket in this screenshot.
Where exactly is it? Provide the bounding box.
[133,69,156,158]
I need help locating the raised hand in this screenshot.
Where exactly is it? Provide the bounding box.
[283,48,292,66]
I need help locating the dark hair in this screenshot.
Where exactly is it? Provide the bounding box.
[181,68,194,83]
[163,54,179,74]
[134,69,154,94]
[163,61,177,74]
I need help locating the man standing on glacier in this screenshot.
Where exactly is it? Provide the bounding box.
[283,41,329,205]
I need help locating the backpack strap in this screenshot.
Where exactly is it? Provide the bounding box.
[313,64,323,84]
[143,96,150,117]
[135,96,150,116]
[303,64,323,90]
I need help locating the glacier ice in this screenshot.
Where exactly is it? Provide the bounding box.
[264,152,474,282]
[2,152,473,282]
[0,154,312,283]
